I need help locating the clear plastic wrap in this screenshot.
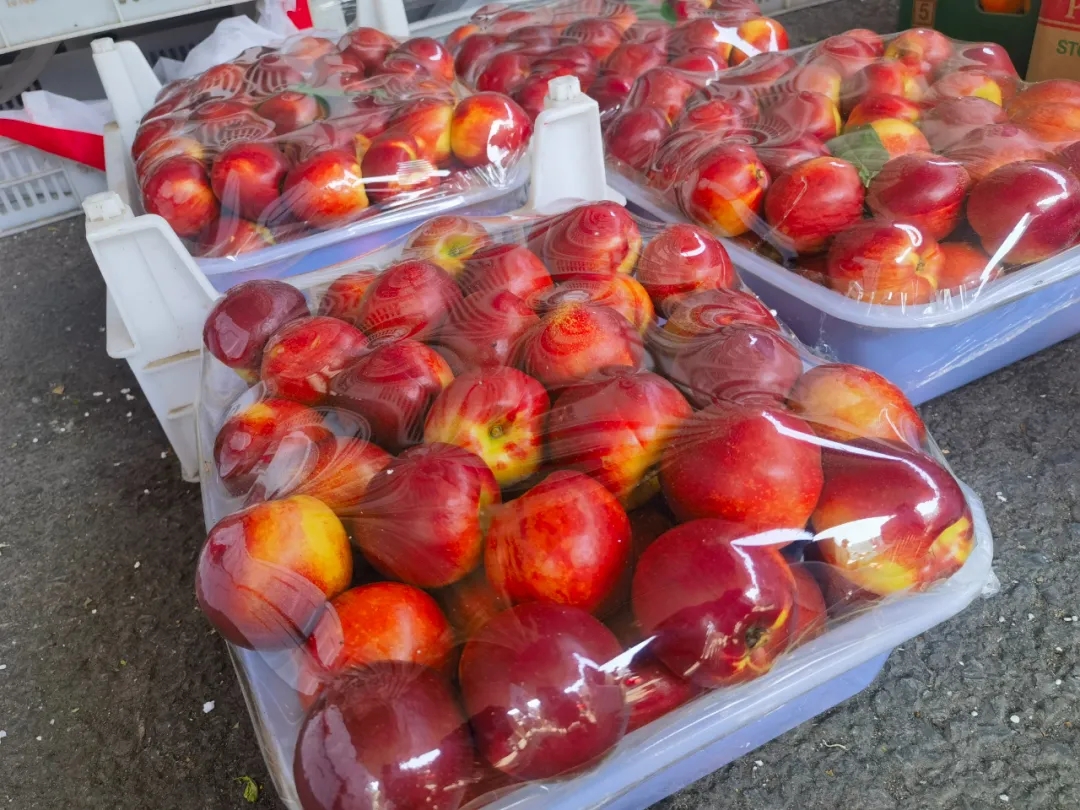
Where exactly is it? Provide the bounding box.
[446,0,789,122]
[133,29,532,266]
[195,203,994,810]
[605,27,1080,321]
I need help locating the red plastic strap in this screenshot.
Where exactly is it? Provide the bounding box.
[287,0,315,29]
[0,119,105,171]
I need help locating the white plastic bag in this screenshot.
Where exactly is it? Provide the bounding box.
[172,16,296,81]
[21,91,111,135]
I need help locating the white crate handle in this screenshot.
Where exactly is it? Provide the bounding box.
[529,75,624,213]
[91,37,163,157]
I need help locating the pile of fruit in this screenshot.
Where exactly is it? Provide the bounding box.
[448,0,788,120]
[133,30,532,260]
[606,27,1080,306]
[197,202,976,809]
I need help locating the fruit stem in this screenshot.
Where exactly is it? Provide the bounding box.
[745,625,766,650]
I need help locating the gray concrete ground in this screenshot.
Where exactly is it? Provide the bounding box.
[1,2,1079,807]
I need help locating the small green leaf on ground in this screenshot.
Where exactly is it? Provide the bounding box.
[235,776,259,803]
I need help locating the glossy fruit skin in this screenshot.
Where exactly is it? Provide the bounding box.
[840,59,927,112]
[760,89,842,142]
[197,216,277,258]
[1006,81,1080,148]
[195,495,352,650]
[476,52,532,95]
[353,258,462,343]
[844,92,921,130]
[763,157,865,254]
[315,271,378,327]
[283,149,369,229]
[787,362,927,448]
[450,92,533,169]
[810,33,877,78]
[459,602,628,781]
[330,339,454,453]
[563,17,624,61]
[635,223,736,311]
[884,28,954,76]
[536,274,655,334]
[632,518,797,688]
[133,115,188,161]
[661,401,824,532]
[625,66,698,124]
[920,96,1006,151]
[943,123,1049,184]
[661,288,780,338]
[486,470,632,612]
[679,144,771,239]
[620,652,700,732]
[359,133,439,204]
[213,398,331,497]
[423,366,550,488]
[811,439,975,596]
[459,243,552,301]
[925,69,1002,106]
[453,33,501,83]
[256,90,326,135]
[141,156,221,238]
[790,563,828,646]
[936,242,1001,292]
[260,316,369,406]
[400,215,491,277]
[606,106,672,171]
[866,154,971,241]
[547,367,693,507]
[754,133,830,177]
[210,141,290,222]
[202,279,309,381]
[533,202,643,283]
[825,220,944,305]
[434,289,540,372]
[350,442,500,589]
[967,161,1080,265]
[663,323,804,407]
[252,435,392,515]
[339,27,396,73]
[513,302,645,390]
[297,582,454,705]
[676,97,747,136]
[646,129,713,191]
[294,662,473,810]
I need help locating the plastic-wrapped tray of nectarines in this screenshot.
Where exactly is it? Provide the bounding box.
[193,202,994,810]
[446,0,788,122]
[133,28,533,274]
[605,27,1080,321]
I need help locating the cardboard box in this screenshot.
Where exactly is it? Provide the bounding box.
[1028,0,1080,79]
[896,0,1040,75]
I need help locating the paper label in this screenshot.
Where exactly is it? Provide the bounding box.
[911,0,938,27]
[1028,0,1080,80]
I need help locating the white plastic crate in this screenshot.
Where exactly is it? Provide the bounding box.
[84,34,622,481]
[0,0,250,54]
[0,17,218,237]
[0,137,103,236]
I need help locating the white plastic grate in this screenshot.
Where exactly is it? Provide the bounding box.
[0,17,220,236]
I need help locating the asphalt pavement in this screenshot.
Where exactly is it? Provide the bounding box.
[1,1,1078,808]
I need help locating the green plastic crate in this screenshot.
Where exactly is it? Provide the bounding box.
[896,0,1040,74]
